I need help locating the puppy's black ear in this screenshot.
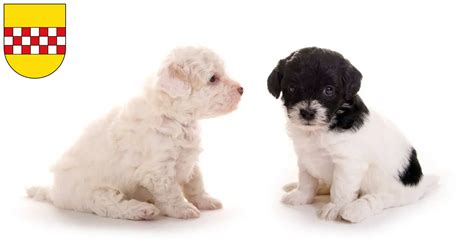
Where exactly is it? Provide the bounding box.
[268,51,299,98]
[342,61,363,101]
[267,60,284,99]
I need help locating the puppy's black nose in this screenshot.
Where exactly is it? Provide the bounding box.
[300,109,316,121]
[237,87,244,95]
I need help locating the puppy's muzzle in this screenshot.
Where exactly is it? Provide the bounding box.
[299,108,316,121]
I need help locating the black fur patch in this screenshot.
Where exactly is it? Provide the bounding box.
[329,95,369,132]
[399,148,423,186]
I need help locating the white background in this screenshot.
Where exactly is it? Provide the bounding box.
[0,0,473,247]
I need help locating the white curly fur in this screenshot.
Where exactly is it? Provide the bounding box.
[27,47,243,220]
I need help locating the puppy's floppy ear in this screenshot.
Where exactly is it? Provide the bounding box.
[342,61,363,101]
[267,61,284,98]
[157,63,192,98]
[268,51,299,98]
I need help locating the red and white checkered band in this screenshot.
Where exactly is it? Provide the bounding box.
[4,27,66,55]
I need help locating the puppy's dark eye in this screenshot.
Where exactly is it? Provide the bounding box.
[288,87,295,93]
[323,86,335,96]
[209,75,218,84]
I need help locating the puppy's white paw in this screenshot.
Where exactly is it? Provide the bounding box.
[163,202,200,219]
[318,202,341,221]
[188,194,223,210]
[340,200,371,223]
[127,202,160,220]
[281,190,314,205]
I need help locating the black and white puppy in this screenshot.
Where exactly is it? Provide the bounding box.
[268,47,438,223]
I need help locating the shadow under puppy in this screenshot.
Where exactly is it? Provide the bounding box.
[27,47,243,220]
[268,47,437,223]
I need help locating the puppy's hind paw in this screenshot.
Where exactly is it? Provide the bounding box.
[340,200,371,223]
[188,194,223,210]
[281,190,314,205]
[318,202,341,221]
[126,202,160,221]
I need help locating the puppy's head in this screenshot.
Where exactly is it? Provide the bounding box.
[155,46,243,119]
[267,47,362,130]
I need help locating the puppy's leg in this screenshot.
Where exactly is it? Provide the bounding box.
[281,168,318,205]
[183,166,222,210]
[88,187,159,220]
[339,177,438,223]
[339,193,391,223]
[319,160,368,221]
[139,163,200,219]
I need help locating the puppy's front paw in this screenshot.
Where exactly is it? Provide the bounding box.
[163,202,200,219]
[318,202,341,221]
[188,194,222,210]
[281,190,314,205]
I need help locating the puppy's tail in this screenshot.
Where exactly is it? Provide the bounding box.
[282,181,330,195]
[26,186,51,202]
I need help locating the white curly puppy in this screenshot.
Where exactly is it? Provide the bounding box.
[27,47,243,220]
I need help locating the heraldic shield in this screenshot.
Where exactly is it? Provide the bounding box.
[4,4,66,78]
